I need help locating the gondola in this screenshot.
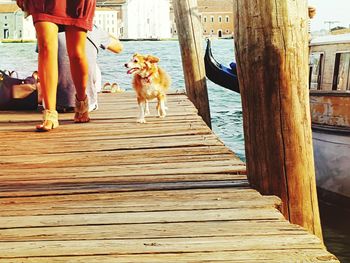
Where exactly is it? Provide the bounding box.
[204,39,240,93]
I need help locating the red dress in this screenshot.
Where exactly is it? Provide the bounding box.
[26,0,96,31]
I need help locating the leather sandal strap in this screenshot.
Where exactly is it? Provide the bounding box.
[42,109,58,122]
[75,96,89,114]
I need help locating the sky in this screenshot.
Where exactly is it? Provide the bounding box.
[308,0,350,31]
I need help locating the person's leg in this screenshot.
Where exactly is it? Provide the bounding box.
[35,21,59,131]
[65,25,90,123]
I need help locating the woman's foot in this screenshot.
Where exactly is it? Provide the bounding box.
[74,95,90,123]
[36,109,59,132]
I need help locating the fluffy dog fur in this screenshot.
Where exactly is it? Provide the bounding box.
[125,53,171,123]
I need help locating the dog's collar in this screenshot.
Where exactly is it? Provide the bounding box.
[141,72,153,83]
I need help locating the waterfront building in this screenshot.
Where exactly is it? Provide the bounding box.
[0,3,35,41]
[96,0,125,37]
[199,0,234,38]
[93,7,120,37]
[170,0,234,38]
[122,0,171,39]
[97,0,171,40]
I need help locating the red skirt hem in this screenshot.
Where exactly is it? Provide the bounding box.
[32,13,93,31]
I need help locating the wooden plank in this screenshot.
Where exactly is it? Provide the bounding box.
[0,195,279,216]
[0,146,235,165]
[0,250,338,263]
[0,134,224,156]
[0,221,309,242]
[0,188,276,210]
[0,181,249,198]
[0,208,284,229]
[0,188,271,210]
[0,235,326,258]
[1,159,244,174]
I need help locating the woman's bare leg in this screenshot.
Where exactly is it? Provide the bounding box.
[35,22,59,130]
[65,26,90,122]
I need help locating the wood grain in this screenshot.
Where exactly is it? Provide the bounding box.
[0,93,336,262]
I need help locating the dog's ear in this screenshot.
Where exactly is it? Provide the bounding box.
[146,55,160,63]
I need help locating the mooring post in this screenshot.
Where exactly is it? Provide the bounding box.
[233,0,323,239]
[173,0,211,128]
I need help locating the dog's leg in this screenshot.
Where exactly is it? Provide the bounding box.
[144,100,150,116]
[137,98,146,123]
[158,96,167,118]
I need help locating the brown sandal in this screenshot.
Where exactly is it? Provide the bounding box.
[74,96,90,123]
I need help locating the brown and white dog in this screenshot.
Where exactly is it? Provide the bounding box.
[125,53,171,123]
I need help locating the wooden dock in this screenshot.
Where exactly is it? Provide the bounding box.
[0,93,338,262]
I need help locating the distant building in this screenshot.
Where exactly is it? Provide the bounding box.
[96,0,125,37]
[122,0,171,39]
[93,7,120,37]
[0,3,36,40]
[199,0,234,38]
[170,0,234,38]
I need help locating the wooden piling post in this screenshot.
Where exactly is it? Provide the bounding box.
[173,0,211,128]
[233,0,323,239]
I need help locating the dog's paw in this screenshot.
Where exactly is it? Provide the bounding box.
[137,118,146,123]
[158,113,166,119]
[158,109,167,118]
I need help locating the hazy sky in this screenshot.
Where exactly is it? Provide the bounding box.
[308,0,350,31]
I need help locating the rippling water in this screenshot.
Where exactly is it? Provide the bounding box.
[0,40,348,262]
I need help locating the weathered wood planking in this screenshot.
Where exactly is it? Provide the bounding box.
[0,93,338,262]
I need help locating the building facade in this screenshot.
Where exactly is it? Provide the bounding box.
[93,7,120,37]
[0,3,36,40]
[122,0,171,39]
[170,0,234,38]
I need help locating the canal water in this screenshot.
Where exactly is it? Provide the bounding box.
[0,39,349,262]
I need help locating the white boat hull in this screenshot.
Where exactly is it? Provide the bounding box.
[313,128,350,201]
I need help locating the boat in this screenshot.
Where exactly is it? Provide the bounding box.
[205,35,350,205]
[204,39,240,93]
[309,34,350,205]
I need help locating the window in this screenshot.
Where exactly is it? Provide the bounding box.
[309,52,324,90]
[226,16,229,23]
[333,52,350,90]
[3,28,9,39]
[210,16,214,23]
[218,16,222,23]
[203,16,207,23]
[218,30,222,38]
